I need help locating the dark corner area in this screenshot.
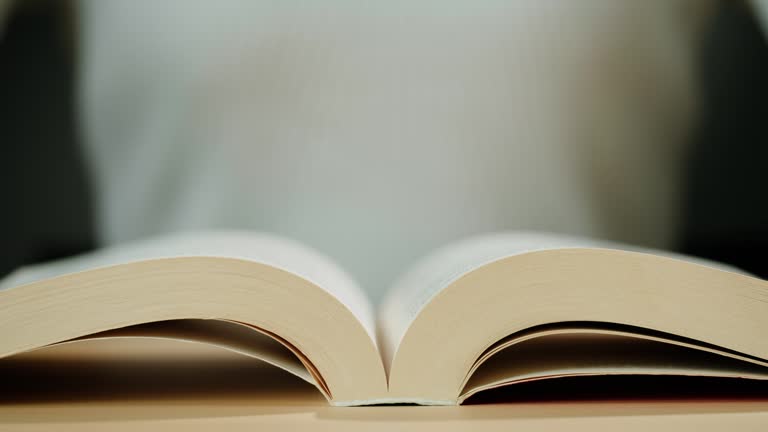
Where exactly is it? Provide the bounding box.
[0,0,94,277]
[681,0,768,278]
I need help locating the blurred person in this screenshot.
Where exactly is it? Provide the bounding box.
[78,0,718,303]
[2,1,725,302]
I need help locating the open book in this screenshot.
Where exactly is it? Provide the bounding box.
[1,231,767,406]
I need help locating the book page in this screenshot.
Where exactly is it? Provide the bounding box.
[0,231,376,341]
[49,319,316,385]
[460,332,768,403]
[378,231,743,367]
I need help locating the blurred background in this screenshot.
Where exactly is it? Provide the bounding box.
[1,0,766,300]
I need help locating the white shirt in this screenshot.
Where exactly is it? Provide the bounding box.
[78,0,712,301]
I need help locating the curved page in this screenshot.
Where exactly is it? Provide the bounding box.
[460,329,768,403]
